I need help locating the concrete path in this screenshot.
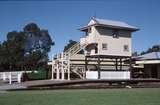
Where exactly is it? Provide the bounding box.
[0,81,27,91]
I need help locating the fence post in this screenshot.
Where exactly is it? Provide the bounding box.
[18,73,21,83]
[9,72,12,84]
[3,73,6,81]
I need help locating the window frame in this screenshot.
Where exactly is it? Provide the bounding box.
[112,29,119,38]
[123,45,129,52]
[102,43,108,50]
[88,27,91,33]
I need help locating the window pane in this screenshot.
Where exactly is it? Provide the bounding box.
[112,30,119,38]
[88,27,91,33]
[102,43,107,50]
[124,45,129,51]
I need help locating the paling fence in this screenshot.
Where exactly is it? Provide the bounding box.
[0,71,30,84]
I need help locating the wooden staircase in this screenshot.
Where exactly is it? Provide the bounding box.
[63,42,87,79]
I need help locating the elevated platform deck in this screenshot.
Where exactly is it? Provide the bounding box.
[20,79,160,90]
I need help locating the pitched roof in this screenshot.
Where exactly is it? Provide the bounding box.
[136,52,160,60]
[80,17,139,31]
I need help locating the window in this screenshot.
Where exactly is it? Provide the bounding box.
[102,43,107,50]
[112,30,119,38]
[88,27,91,33]
[95,46,98,53]
[124,45,129,52]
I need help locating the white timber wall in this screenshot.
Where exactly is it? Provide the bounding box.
[100,71,130,79]
[80,26,132,56]
[86,71,98,79]
[86,71,130,80]
[95,26,132,56]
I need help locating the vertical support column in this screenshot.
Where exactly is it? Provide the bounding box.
[85,56,88,71]
[115,58,118,71]
[129,57,132,79]
[85,56,88,79]
[61,52,65,80]
[56,63,60,80]
[98,56,101,79]
[67,64,70,80]
[120,58,122,71]
[157,65,160,79]
[82,68,85,79]
[67,54,70,80]
[51,60,54,80]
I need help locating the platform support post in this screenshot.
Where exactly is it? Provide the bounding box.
[98,56,101,79]
[51,60,54,80]
[120,58,122,71]
[56,63,60,80]
[129,57,132,78]
[85,56,88,71]
[84,56,88,79]
[115,58,118,71]
[61,52,65,80]
[67,54,70,80]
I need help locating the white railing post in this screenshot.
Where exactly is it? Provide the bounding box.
[51,64,54,80]
[9,72,12,84]
[67,53,70,80]
[56,66,60,80]
[51,55,54,80]
[61,52,65,80]
[3,73,6,81]
[17,73,21,83]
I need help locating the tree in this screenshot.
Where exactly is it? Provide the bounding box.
[0,23,54,71]
[0,31,26,71]
[23,23,54,70]
[23,23,40,34]
[140,44,160,55]
[132,52,138,57]
[63,40,77,52]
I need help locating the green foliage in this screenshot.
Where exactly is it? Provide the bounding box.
[27,68,47,80]
[63,40,77,52]
[0,31,26,71]
[0,23,54,71]
[23,23,40,34]
[132,51,138,56]
[140,44,160,55]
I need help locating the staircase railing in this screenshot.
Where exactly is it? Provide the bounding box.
[53,42,88,80]
[64,42,87,57]
[64,42,80,53]
[71,66,85,79]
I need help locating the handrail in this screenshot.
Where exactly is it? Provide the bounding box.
[68,43,88,57]
[64,42,80,53]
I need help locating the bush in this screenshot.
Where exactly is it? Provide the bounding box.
[27,68,47,80]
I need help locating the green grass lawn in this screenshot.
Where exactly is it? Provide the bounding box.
[0,88,160,105]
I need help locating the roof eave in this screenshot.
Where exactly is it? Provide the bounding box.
[79,24,96,31]
[95,24,139,31]
[79,24,139,32]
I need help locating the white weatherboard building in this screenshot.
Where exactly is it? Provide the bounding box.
[133,52,160,79]
[49,17,139,80]
[80,17,138,56]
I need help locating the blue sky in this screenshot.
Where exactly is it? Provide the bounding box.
[0,0,160,59]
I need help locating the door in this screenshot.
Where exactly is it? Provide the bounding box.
[151,65,158,78]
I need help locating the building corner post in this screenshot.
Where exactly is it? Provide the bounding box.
[98,55,101,79]
[129,57,133,79]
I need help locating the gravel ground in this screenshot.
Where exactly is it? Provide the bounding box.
[0,81,26,91]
